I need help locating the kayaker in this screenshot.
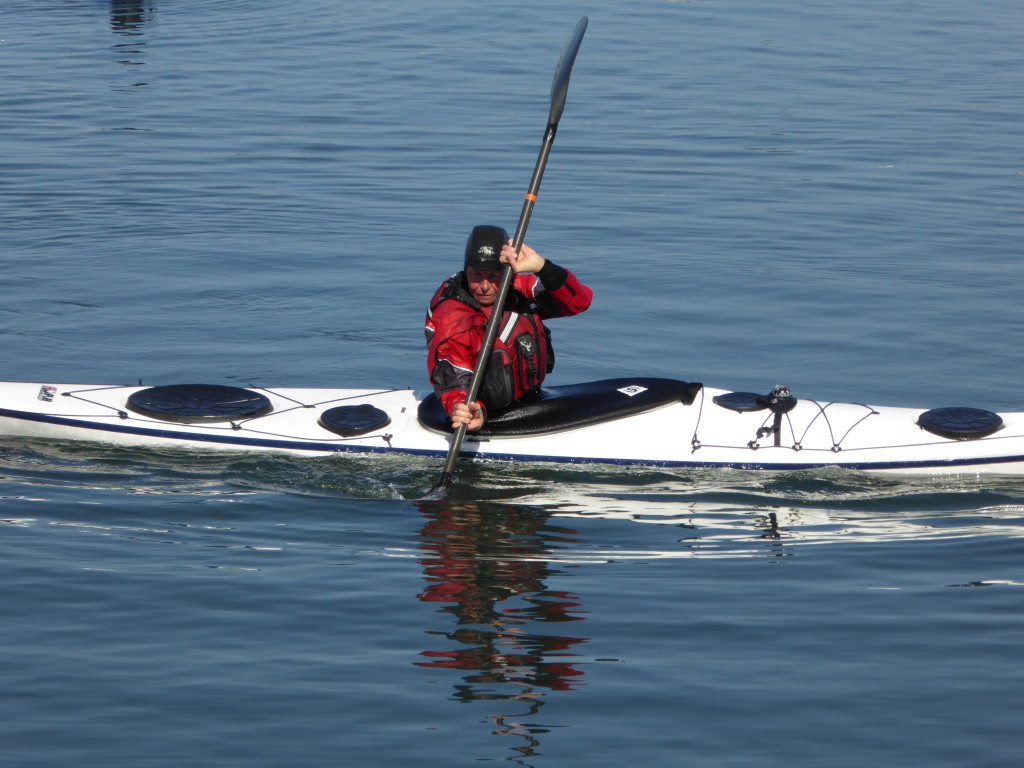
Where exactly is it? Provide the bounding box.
[425,225,593,432]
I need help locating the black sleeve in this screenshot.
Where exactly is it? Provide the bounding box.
[535,259,569,292]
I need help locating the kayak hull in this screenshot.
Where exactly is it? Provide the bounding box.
[2,380,1024,475]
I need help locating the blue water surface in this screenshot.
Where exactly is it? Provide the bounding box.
[2,1,1024,766]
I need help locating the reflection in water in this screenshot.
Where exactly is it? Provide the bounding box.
[509,474,1024,560]
[110,0,154,34]
[414,501,588,763]
[110,0,153,81]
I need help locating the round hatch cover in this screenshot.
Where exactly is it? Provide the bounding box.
[917,407,1003,440]
[713,392,768,412]
[319,404,391,437]
[127,384,273,423]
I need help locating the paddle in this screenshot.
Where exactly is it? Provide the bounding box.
[430,17,588,493]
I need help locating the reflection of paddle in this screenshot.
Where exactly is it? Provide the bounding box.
[431,17,588,493]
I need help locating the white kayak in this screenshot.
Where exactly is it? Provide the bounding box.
[1,377,1022,475]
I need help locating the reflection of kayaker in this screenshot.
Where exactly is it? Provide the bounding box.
[414,501,588,696]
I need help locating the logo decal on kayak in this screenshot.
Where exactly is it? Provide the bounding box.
[38,385,57,402]
[617,385,648,397]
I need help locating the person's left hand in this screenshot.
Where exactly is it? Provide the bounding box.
[501,241,545,273]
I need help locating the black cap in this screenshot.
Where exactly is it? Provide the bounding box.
[464,225,508,271]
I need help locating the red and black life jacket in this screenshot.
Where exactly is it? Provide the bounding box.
[425,274,555,415]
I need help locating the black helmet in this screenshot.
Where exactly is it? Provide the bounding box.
[464,225,508,271]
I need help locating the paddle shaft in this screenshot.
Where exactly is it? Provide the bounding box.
[434,126,558,487]
[433,18,587,490]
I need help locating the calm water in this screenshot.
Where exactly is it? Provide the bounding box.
[2,0,1024,765]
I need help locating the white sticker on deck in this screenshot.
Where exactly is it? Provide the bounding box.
[617,385,648,397]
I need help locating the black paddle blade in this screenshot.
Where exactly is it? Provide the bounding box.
[428,472,454,495]
[548,16,588,126]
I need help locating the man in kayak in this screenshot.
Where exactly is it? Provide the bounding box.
[425,225,593,432]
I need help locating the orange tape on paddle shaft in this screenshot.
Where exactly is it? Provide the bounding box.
[525,193,538,202]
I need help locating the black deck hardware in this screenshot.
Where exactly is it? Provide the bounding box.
[716,385,797,447]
